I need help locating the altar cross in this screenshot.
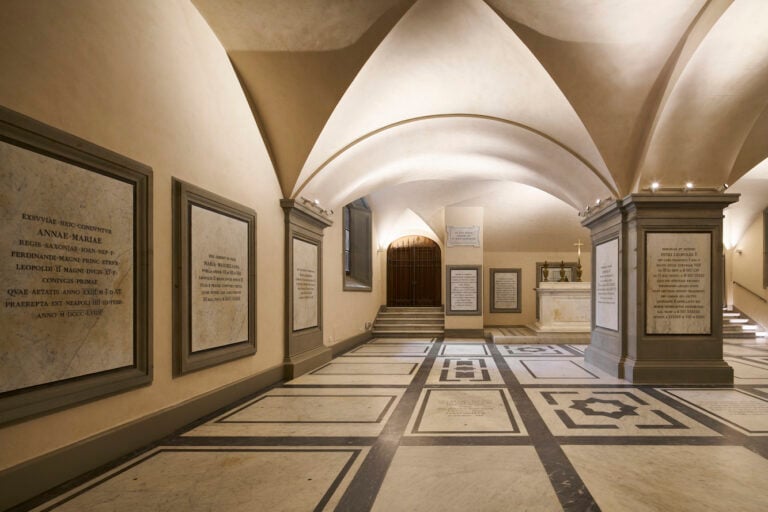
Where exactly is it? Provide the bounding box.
[574,239,584,257]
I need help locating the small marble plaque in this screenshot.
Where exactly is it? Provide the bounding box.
[1,140,134,393]
[646,232,711,335]
[595,238,619,330]
[292,238,319,331]
[446,225,480,247]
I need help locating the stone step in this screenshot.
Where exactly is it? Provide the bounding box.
[373,324,444,331]
[372,330,444,337]
[384,307,444,313]
[377,312,444,318]
[375,318,444,324]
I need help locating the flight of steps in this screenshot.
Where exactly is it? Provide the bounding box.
[723,308,766,339]
[372,306,444,338]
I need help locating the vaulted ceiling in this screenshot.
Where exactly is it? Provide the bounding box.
[193,0,768,249]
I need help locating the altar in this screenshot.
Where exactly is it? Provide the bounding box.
[533,282,592,333]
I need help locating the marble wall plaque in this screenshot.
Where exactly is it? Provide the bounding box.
[447,266,481,315]
[595,238,619,331]
[446,226,480,247]
[0,140,134,393]
[173,179,256,375]
[190,206,249,352]
[646,233,711,335]
[293,238,319,331]
[490,268,521,313]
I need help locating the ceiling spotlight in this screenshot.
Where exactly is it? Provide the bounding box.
[650,181,660,192]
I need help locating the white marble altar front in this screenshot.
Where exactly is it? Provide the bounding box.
[533,282,591,333]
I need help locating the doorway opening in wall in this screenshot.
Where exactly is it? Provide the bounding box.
[387,236,441,307]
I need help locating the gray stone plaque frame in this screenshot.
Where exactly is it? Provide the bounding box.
[0,106,152,425]
[489,268,522,313]
[172,179,256,375]
[446,265,482,316]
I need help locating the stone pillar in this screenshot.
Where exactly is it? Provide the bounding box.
[281,199,333,378]
[444,207,484,338]
[582,193,739,385]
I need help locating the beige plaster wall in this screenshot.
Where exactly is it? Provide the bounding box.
[0,0,284,470]
[732,213,768,328]
[483,251,592,327]
[322,208,385,345]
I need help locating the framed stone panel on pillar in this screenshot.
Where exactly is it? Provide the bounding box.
[446,265,481,315]
[281,200,333,379]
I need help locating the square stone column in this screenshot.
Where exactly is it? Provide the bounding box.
[281,199,333,378]
[583,193,739,385]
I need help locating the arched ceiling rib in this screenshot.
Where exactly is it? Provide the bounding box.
[293,0,615,201]
[637,0,768,190]
[297,116,613,210]
[192,0,415,197]
[488,0,706,196]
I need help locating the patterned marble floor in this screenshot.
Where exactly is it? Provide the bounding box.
[20,337,768,512]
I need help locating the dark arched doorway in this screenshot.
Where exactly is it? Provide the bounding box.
[387,236,441,307]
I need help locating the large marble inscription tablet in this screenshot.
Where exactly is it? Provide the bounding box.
[646,233,711,335]
[293,238,318,331]
[490,268,521,313]
[0,140,134,393]
[595,238,619,330]
[447,266,480,315]
[190,206,249,351]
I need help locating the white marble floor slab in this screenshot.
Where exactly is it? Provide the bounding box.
[371,446,560,512]
[528,388,718,437]
[563,445,768,512]
[31,446,368,512]
[662,388,768,435]
[287,356,423,385]
[184,388,405,437]
[426,357,504,386]
[507,357,626,385]
[726,357,768,384]
[439,343,491,356]
[346,343,432,356]
[501,344,578,357]
[406,388,526,436]
[723,345,768,356]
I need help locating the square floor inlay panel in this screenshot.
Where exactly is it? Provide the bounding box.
[501,344,580,357]
[527,388,718,437]
[662,388,768,435]
[426,357,504,385]
[406,388,525,436]
[507,357,626,384]
[723,345,768,357]
[184,388,405,437]
[439,343,490,356]
[563,445,768,512]
[371,446,560,512]
[31,446,367,512]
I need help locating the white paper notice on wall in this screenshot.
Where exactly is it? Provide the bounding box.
[595,238,619,331]
[446,226,480,247]
[646,232,711,335]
